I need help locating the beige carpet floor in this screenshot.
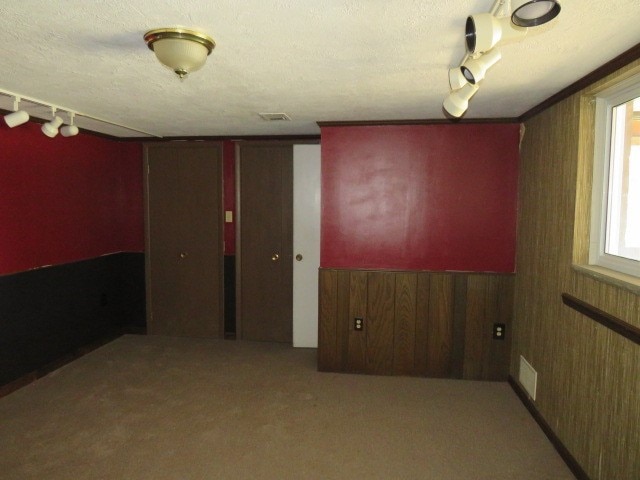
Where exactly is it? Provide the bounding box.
[0,335,574,479]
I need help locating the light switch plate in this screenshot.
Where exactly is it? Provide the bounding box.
[225,210,233,223]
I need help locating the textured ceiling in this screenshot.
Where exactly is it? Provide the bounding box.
[0,1,639,137]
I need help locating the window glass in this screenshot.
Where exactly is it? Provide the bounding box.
[605,97,640,262]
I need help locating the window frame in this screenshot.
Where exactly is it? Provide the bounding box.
[589,73,640,278]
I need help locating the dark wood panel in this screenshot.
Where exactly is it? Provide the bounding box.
[393,273,417,375]
[318,269,338,371]
[463,275,493,379]
[317,268,514,381]
[0,254,145,386]
[366,272,396,375]
[414,273,430,376]
[347,271,367,372]
[426,274,454,378]
[486,276,514,380]
[336,270,351,370]
[451,275,468,379]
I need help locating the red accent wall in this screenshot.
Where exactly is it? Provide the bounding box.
[0,122,144,275]
[223,140,236,255]
[320,124,519,272]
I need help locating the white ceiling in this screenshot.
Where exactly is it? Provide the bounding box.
[0,1,639,138]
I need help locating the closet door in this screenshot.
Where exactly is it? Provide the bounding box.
[238,143,293,343]
[145,143,223,337]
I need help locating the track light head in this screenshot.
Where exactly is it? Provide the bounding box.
[4,96,30,128]
[443,83,479,118]
[42,114,64,138]
[449,67,469,90]
[60,112,79,137]
[460,48,502,85]
[511,0,561,27]
[465,13,527,54]
[60,125,79,137]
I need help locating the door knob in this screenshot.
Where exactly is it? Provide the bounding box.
[271,253,280,261]
[295,254,303,261]
[179,252,188,259]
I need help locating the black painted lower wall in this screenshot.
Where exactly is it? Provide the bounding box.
[0,252,145,385]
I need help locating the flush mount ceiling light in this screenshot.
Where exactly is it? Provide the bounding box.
[443,0,561,119]
[144,27,216,80]
[4,96,30,128]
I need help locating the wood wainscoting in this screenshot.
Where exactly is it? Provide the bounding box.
[318,269,514,381]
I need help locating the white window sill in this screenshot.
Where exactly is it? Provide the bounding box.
[572,264,640,295]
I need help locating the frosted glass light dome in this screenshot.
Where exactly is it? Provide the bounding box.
[144,28,215,79]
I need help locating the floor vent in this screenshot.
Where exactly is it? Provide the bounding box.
[519,355,538,401]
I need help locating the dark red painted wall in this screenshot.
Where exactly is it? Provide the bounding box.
[0,122,143,275]
[223,140,236,255]
[320,124,519,272]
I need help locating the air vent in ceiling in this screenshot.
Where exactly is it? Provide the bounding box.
[258,112,291,121]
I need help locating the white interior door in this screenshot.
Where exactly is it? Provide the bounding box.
[293,144,321,348]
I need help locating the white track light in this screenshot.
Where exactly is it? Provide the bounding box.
[4,96,30,128]
[60,112,79,137]
[461,48,502,85]
[465,13,527,54]
[511,0,561,27]
[449,67,470,90]
[443,83,480,118]
[42,108,64,138]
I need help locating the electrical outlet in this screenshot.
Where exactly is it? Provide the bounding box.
[354,317,364,331]
[493,323,506,340]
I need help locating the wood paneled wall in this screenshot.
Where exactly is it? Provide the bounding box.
[513,58,640,479]
[318,269,513,381]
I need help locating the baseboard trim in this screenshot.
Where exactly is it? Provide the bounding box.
[508,375,589,480]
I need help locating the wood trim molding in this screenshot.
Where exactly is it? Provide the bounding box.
[519,42,640,122]
[508,376,590,480]
[317,118,519,128]
[561,293,640,345]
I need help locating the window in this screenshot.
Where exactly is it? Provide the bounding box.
[590,75,640,278]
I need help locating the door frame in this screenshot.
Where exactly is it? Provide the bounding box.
[234,140,319,341]
[143,141,225,337]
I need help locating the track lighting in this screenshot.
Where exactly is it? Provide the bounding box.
[465,14,527,54]
[443,83,479,118]
[443,0,560,119]
[1,88,158,138]
[4,96,30,128]
[460,49,502,85]
[511,0,561,27]
[60,112,79,137]
[41,108,64,138]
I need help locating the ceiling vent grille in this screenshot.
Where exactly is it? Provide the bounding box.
[258,112,291,121]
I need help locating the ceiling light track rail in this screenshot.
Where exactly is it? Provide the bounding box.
[0,88,161,138]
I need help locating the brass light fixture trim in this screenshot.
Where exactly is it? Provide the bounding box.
[144,27,216,79]
[143,28,216,54]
